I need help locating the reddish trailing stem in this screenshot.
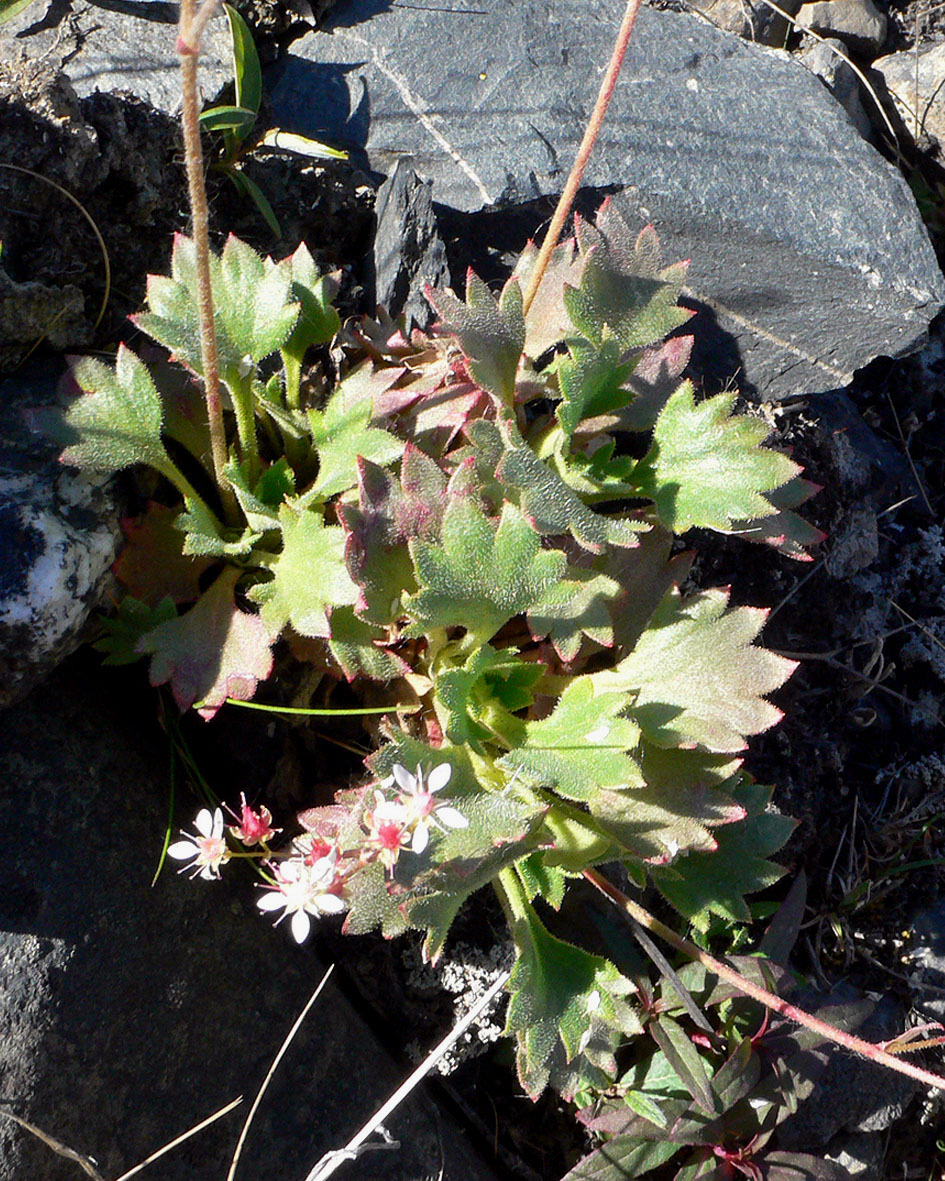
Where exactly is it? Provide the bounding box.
[177,0,237,520]
[583,866,945,1093]
[520,0,643,316]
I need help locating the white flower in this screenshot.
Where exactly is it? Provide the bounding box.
[167,808,231,880]
[256,850,346,944]
[386,763,468,855]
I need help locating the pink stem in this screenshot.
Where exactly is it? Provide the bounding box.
[520,0,643,316]
[583,867,945,1093]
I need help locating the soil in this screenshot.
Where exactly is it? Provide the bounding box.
[8,0,945,1177]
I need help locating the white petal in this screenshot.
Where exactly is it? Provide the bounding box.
[193,809,214,837]
[209,808,225,838]
[257,892,287,912]
[427,764,452,793]
[167,841,198,860]
[436,807,468,829]
[291,910,312,943]
[392,764,416,793]
[316,894,346,915]
[411,823,429,854]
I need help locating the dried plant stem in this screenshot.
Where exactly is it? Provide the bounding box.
[583,866,945,1093]
[520,0,643,315]
[177,0,237,520]
[302,968,511,1181]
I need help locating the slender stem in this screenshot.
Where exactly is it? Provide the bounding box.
[583,867,945,1093]
[178,0,238,521]
[520,0,643,316]
[231,375,261,483]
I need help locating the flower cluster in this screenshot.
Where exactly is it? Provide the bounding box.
[169,764,467,944]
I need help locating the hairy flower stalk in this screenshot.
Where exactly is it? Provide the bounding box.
[177,0,237,520]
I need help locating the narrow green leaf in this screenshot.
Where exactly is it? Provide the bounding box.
[199,104,257,134]
[647,1015,716,1114]
[224,3,262,118]
[560,1138,681,1181]
[227,168,282,238]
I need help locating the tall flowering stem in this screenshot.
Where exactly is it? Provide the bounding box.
[520,0,644,315]
[583,866,945,1094]
[177,0,237,520]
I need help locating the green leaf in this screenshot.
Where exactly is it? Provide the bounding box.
[199,104,256,134]
[555,337,638,439]
[469,418,647,553]
[513,235,588,360]
[647,1015,716,1114]
[587,745,744,865]
[134,234,298,390]
[527,566,621,661]
[499,679,643,803]
[427,271,525,404]
[593,587,797,754]
[729,475,825,562]
[652,780,794,928]
[560,1138,682,1181]
[0,0,37,23]
[404,498,566,643]
[59,346,175,478]
[94,596,177,666]
[177,496,261,559]
[225,168,282,238]
[247,504,357,638]
[631,382,800,534]
[224,3,262,118]
[434,644,543,751]
[503,879,641,1099]
[225,457,294,532]
[326,606,409,682]
[279,242,341,405]
[514,853,567,910]
[306,378,403,499]
[136,568,273,719]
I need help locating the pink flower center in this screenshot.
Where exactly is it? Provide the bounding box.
[377,821,405,851]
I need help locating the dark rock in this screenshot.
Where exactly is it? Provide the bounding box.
[825,1131,885,1178]
[799,36,873,140]
[0,363,120,710]
[797,0,888,55]
[0,655,500,1181]
[269,0,944,400]
[0,0,231,115]
[905,897,945,1022]
[775,986,917,1150]
[370,160,449,331]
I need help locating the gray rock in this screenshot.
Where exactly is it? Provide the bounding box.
[797,0,888,54]
[905,897,945,1022]
[685,0,801,46]
[0,658,500,1181]
[269,0,945,400]
[874,42,945,148]
[799,36,873,139]
[371,160,449,331]
[775,987,917,1150]
[0,365,120,710]
[1,0,231,115]
[824,1131,885,1178]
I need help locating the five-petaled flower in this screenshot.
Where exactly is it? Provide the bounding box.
[386,763,468,854]
[226,792,281,847]
[362,790,413,874]
[256,849,347,944]
[167,808,231,880]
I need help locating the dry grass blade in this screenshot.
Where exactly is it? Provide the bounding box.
[226,963,335,1181]
[303,967,511,1181]
[112,1097,243,1181]
[0,1110,105,1179]
[0,162,112,333]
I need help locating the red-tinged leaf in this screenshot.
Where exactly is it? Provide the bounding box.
[326,606,411,682]
[612,335,694,433]
[729,476,826,562]
[114,502,215,605]
[136,567,273,719]
[512,235,588,359]
[600,521,693,652]
[338,447,447,625]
